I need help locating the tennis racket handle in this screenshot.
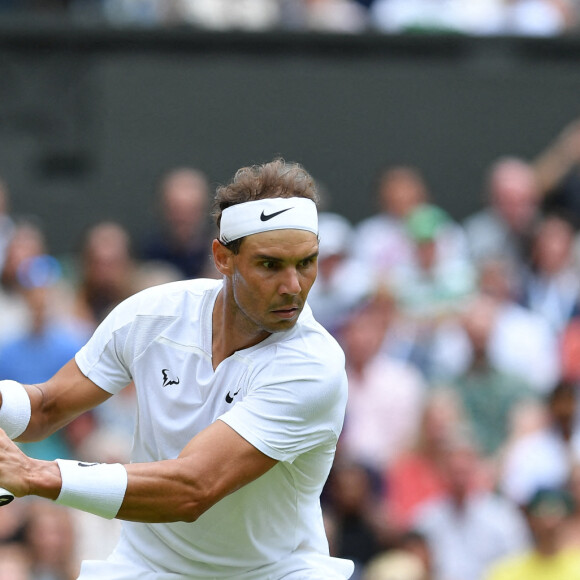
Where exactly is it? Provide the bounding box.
[0,487,14,506]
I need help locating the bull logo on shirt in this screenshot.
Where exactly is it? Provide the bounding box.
[162,369,180,387]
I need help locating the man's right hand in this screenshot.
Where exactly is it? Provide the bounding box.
[0,427,61,501]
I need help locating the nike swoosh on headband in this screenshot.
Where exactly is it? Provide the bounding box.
[219,197,318,243]
[260,207,293,221]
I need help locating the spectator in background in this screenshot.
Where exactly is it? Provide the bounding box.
[131,258,183,294]
[24,500,79,580]
[561,315,580,384]
[560,462,580,550]
[438,294,538,458]
[278,0,369,32]
[351,165,429,276]
[73,221,136,332]
[499,381,580,507]
[369,0,575,35]
[140,167,216,280]
[337,295,428,477]
[369,0,501,34]
[308,211,374,335]
[484,487,580,580]
[0,254,87,461]
[383,389,469,537]
[362,549,427,580]
[165,0,281,30]
[388,203,475,322]
[0,496,30,580]
[371,284,426,368]
[0,492,28,545]
[0,218,46,295]
[0,219,48,344]
[397,531,434,580]
[518,213,580,333]
[383,203,475,379]
[411,426,531,580]
[323,460,385,579]
[0,254,82,381]
[502,0,577,36]
[351,168,471,297]
[431,256,560,394]
[477,256,560,392]
[463,156,541,287]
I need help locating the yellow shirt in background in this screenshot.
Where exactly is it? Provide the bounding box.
[485,549,580,580]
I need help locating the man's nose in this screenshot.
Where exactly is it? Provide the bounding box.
[279,267,301,295]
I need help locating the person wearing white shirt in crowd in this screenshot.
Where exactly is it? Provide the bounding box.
[431,256,561,395]
[412,426,531,580]
[499,381,580,507]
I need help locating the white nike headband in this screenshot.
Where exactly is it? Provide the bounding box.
[219,197,319,244]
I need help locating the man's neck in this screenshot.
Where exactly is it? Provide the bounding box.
[211,290,270,369]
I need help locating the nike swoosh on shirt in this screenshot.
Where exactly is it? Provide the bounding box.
[225,388,242,404]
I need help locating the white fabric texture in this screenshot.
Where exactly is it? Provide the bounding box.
[219,197,318,243]
[75,278,353,579]
[0,379,31,439]
[55,459,128,520]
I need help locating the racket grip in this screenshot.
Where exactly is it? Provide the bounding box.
[0,487,14,506]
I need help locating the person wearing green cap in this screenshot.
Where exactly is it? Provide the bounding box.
[485,487,580,580]
[389,203,477,322]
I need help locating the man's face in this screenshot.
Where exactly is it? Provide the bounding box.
[228,229,319,335]
[490,163,537,232]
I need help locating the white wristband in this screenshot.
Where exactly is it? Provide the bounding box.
[55,459,128,520]
[0,380,31,439]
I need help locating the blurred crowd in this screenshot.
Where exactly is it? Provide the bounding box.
[2,114,580,579]
[2,0,580,36]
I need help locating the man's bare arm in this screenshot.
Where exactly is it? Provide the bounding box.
[0,415,276,523]
[118,420,278,523]
[8,359,113,442]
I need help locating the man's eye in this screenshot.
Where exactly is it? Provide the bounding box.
[262,261,276,269]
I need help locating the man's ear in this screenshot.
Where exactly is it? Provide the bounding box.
[212,239,233,275]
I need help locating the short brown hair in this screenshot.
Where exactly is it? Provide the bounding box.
[212,158,319,253]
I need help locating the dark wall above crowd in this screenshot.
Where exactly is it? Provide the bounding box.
[0,23,579,255]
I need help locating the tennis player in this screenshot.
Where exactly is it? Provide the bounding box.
[0,159,354,579]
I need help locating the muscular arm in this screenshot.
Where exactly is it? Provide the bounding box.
[11,358,113,442]
[1,398,277,523]
[0,358,114,500]
[118,420,278,523]
[1,358,277,522]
